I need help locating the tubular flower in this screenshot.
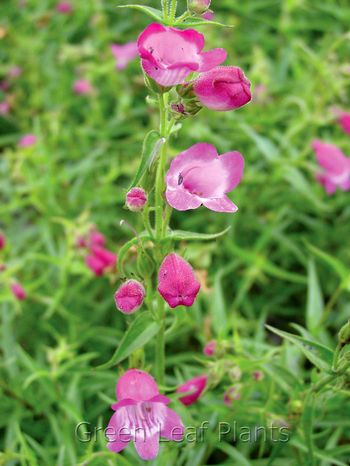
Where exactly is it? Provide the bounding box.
[0,232,5,250]
[106,369,184,460]
[73,79,93,95]
[18,134,37,148]
[203,340,216,356]
[114,279,145,314]
[177,375,207,406]
[158,253,200,308]
[338,111,350,135]
[166,142,244,212]
[312,140,350,195]
[11,282,26,301]
[193,66,251,111]
[137,23,227,87]
[111,42,139,70]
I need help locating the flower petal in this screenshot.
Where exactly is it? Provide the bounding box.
[199,48,227,72]
[202,196,238,213]
[116,369,159,402]
[165,187,202,211]
[219,151,244,191]
[161,407,185,441]
[106,411,131,453]
[134,430,160,461]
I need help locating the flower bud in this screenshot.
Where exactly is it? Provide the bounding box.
[0,232,5,250]
[188,0,211,14]
[177,375,207,406]
[158,253,200,308]
[193,66,251,112]
[114,279,145,314]
[203,340,217,357]
[126,187,148,212]
[223,385,241,406]
[11,282,26,301]
[252,370,264,381]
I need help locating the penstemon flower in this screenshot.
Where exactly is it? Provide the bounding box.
[137,23,227,86]
[338,111,350,135]
[192,66,252,111]
[18,134,37,148]
[11,282,26,301]
[0,232,5,250]
[177,374,208,405]
[165,143,244,212]
[105,1,252,459]
[72,79,93,95]
[106,369,184,460]
[312,140,350,194]
[158,253,200,308]
[114,280,145,314]
[111,42,139,70]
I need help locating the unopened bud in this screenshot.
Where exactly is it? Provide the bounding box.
[187,0,211,14]
[126,187,148,212]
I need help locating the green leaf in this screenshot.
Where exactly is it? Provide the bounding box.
[164,226,231,242]
[117,5,163,21]
[96,312,160,369]
[307,243,348,281]
[266,325,333,372]
[175,17,233,28]
[128,130,162,189]
[306,259,324,335]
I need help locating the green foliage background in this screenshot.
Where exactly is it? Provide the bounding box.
[1,0,350,465]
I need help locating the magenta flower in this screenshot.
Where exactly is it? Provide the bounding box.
[203,340,216,356]
[11,282,26,301]
[56,1,72,14]
[158,253,200,308]
[202,10,214,20]
[18,134,37,148]
[91,246,117,269]
[114,280,145,314]
[0,102,10,115]
[166,143,244,212]
[312,140,350,195]
[106,369,184,460]
[0,233,5,250]
[126,187,148,211]
[89,229,105,248]
[111,42,138,70]
[177,375,207,406]
[193,66,251,111]
[85,254,105,276]
[338,111,350,135]
[188,0,211,14]
[137,23,227,87]
[73,79,93,95]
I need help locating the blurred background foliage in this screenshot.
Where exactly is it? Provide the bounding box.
[1,0,350,465]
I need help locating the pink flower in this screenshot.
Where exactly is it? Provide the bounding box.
[202,10,214,20]
[89,229,105,248]
[158,253,200,308]
[11,282,26,301]
[8,66,22,78]
[312,140,350,195]
[85,254,105,276]
[0,233,5,250]
[193,66,251,111]
[223,386,241,406]
[137,23,227,87]
[166,143,244,212]
[338,112,350,135]
[203,340,216,356]
[111,42,139,70]
[106,369,184,460]
[0,81,9,91]
[252,371,264,381]
[73,79,93,95]
[56,1,72,14]
[126,187,148,211]
[177,375,207,406]
[114,280,145,314]
[188,0,211,14]
[18,134,37,148]
[91,246,117,268]
[0,102,10,115]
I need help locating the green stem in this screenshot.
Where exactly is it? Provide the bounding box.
[321,284,342,325]
[161,0,169,21]
[155,295,166,385]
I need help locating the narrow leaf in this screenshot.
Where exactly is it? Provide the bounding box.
[306,259,324,335]
[165,226,231,242]
[128,130,161,189]
[117,5,163,21]
[96,312,160,369]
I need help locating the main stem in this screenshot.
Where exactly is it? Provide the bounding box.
[154,92,169,386]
